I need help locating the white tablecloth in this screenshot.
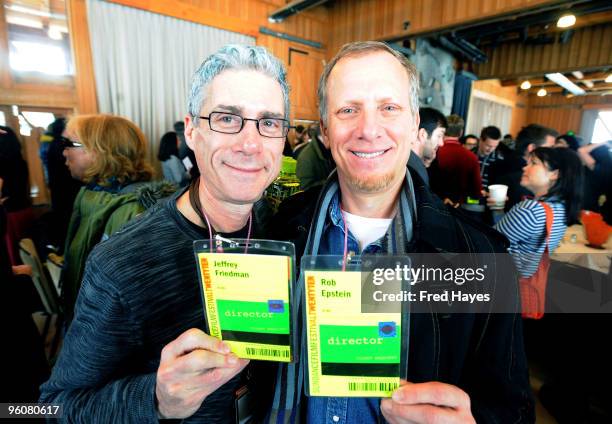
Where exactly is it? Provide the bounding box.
[552,225,612,274]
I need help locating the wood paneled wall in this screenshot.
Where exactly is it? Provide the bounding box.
[108,0,329,43]
[327,0,564,57]
[471,79,528,137]
[525,94,612,135]
[475,23,612,79]
[258,36,325,120]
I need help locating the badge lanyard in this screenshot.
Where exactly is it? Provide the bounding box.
[339,202,349,272]
[188,178,252,253]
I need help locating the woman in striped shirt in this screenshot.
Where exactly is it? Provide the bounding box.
[494,147,583,278]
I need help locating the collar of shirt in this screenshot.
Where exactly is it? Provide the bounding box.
[443,137,461,145]
[321,192,386,255]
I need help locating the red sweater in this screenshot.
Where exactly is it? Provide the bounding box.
[428,137,483,204]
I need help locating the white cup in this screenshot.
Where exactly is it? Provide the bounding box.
[488,184,508,210]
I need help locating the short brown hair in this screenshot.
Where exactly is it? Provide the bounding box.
[318,41,419,126]
[445,114,465,137]
[66,114,153,185]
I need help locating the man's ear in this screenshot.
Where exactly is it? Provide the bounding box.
[184,115,197,151]
[319,119,330,149]
[416,128,427,146]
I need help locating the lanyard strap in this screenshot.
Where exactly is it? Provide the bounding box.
[188,177,252,253]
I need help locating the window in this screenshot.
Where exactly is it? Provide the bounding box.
[3,1,74,76]
[9,40,71,75]
[591,111,612,144]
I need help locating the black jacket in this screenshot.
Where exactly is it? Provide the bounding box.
[270,168,535,423]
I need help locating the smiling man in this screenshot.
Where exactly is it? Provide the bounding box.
[270,41,534,423]
[40,45,289,422]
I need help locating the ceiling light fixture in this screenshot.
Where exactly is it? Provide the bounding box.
[557,14,576,28]
[545,72,586,95]
[582,80,594,89]
[537,88,547,97]
[571,71,584,79]
[520,80,532,90]
[606,74,612,83]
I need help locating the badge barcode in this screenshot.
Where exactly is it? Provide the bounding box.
[245,347,290,358]
[348,382,398,392]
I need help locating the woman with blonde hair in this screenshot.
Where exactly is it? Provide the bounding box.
[61,114,173,323]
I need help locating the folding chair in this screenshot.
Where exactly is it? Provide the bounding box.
[19,238,62,360]
[19,238,59,313]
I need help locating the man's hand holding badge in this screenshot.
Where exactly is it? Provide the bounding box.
[381,381,475,424]
[156,328,248,419]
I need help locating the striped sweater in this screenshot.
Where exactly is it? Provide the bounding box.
[494,199,566,278]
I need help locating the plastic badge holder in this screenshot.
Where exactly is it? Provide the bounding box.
[302,255,410,398]
[194,239,296,363]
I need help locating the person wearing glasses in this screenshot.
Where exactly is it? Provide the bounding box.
[58,114,177,324]
[40,45,289,422]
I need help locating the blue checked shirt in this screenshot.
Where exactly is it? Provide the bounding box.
[307,193,392,424]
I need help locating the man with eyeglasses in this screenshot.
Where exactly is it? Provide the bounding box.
[40,45,289,422]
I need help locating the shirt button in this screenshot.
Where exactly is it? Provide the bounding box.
[332,416,340,422]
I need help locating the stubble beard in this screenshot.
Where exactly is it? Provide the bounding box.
[344,171,395,193]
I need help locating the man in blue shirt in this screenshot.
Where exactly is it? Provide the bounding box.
[269,41,533,423]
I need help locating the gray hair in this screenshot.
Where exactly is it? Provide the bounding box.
[318,41,419,126]
[188,44,290,125]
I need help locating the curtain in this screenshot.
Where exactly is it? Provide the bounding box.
[451,71,476,122]
[465,96,512,136]
[86,0,255,168]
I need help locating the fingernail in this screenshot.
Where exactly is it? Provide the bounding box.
[228,354,238,365]
[220,342,230,353]
[392,390,403,402]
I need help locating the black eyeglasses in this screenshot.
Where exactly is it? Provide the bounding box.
[199,111,289,138]
[61,136,84,148]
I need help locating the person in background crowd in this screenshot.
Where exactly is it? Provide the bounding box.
[0,125,34,266]
[489,124,557,210]
[414,107,447,168]
[502,133,515,150]
[578,140,612,224]
[175,120,199,178]
[45,117,83,250]
[473,125,503,190]
[495,147,582,278]
[294,124,305,143]
[1,203,50,402]
[40,44,288,422]
[494,147,586,423]
[296,123,335,190]
[408,107,446,184]
[39,124,54,184]
[428,114,482,206]
[460,133,478,150]
[59,114,173,323]
[271,40,532,424]
[292,124,311,159]
[158,131,190,187]
[554,132,580,151]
